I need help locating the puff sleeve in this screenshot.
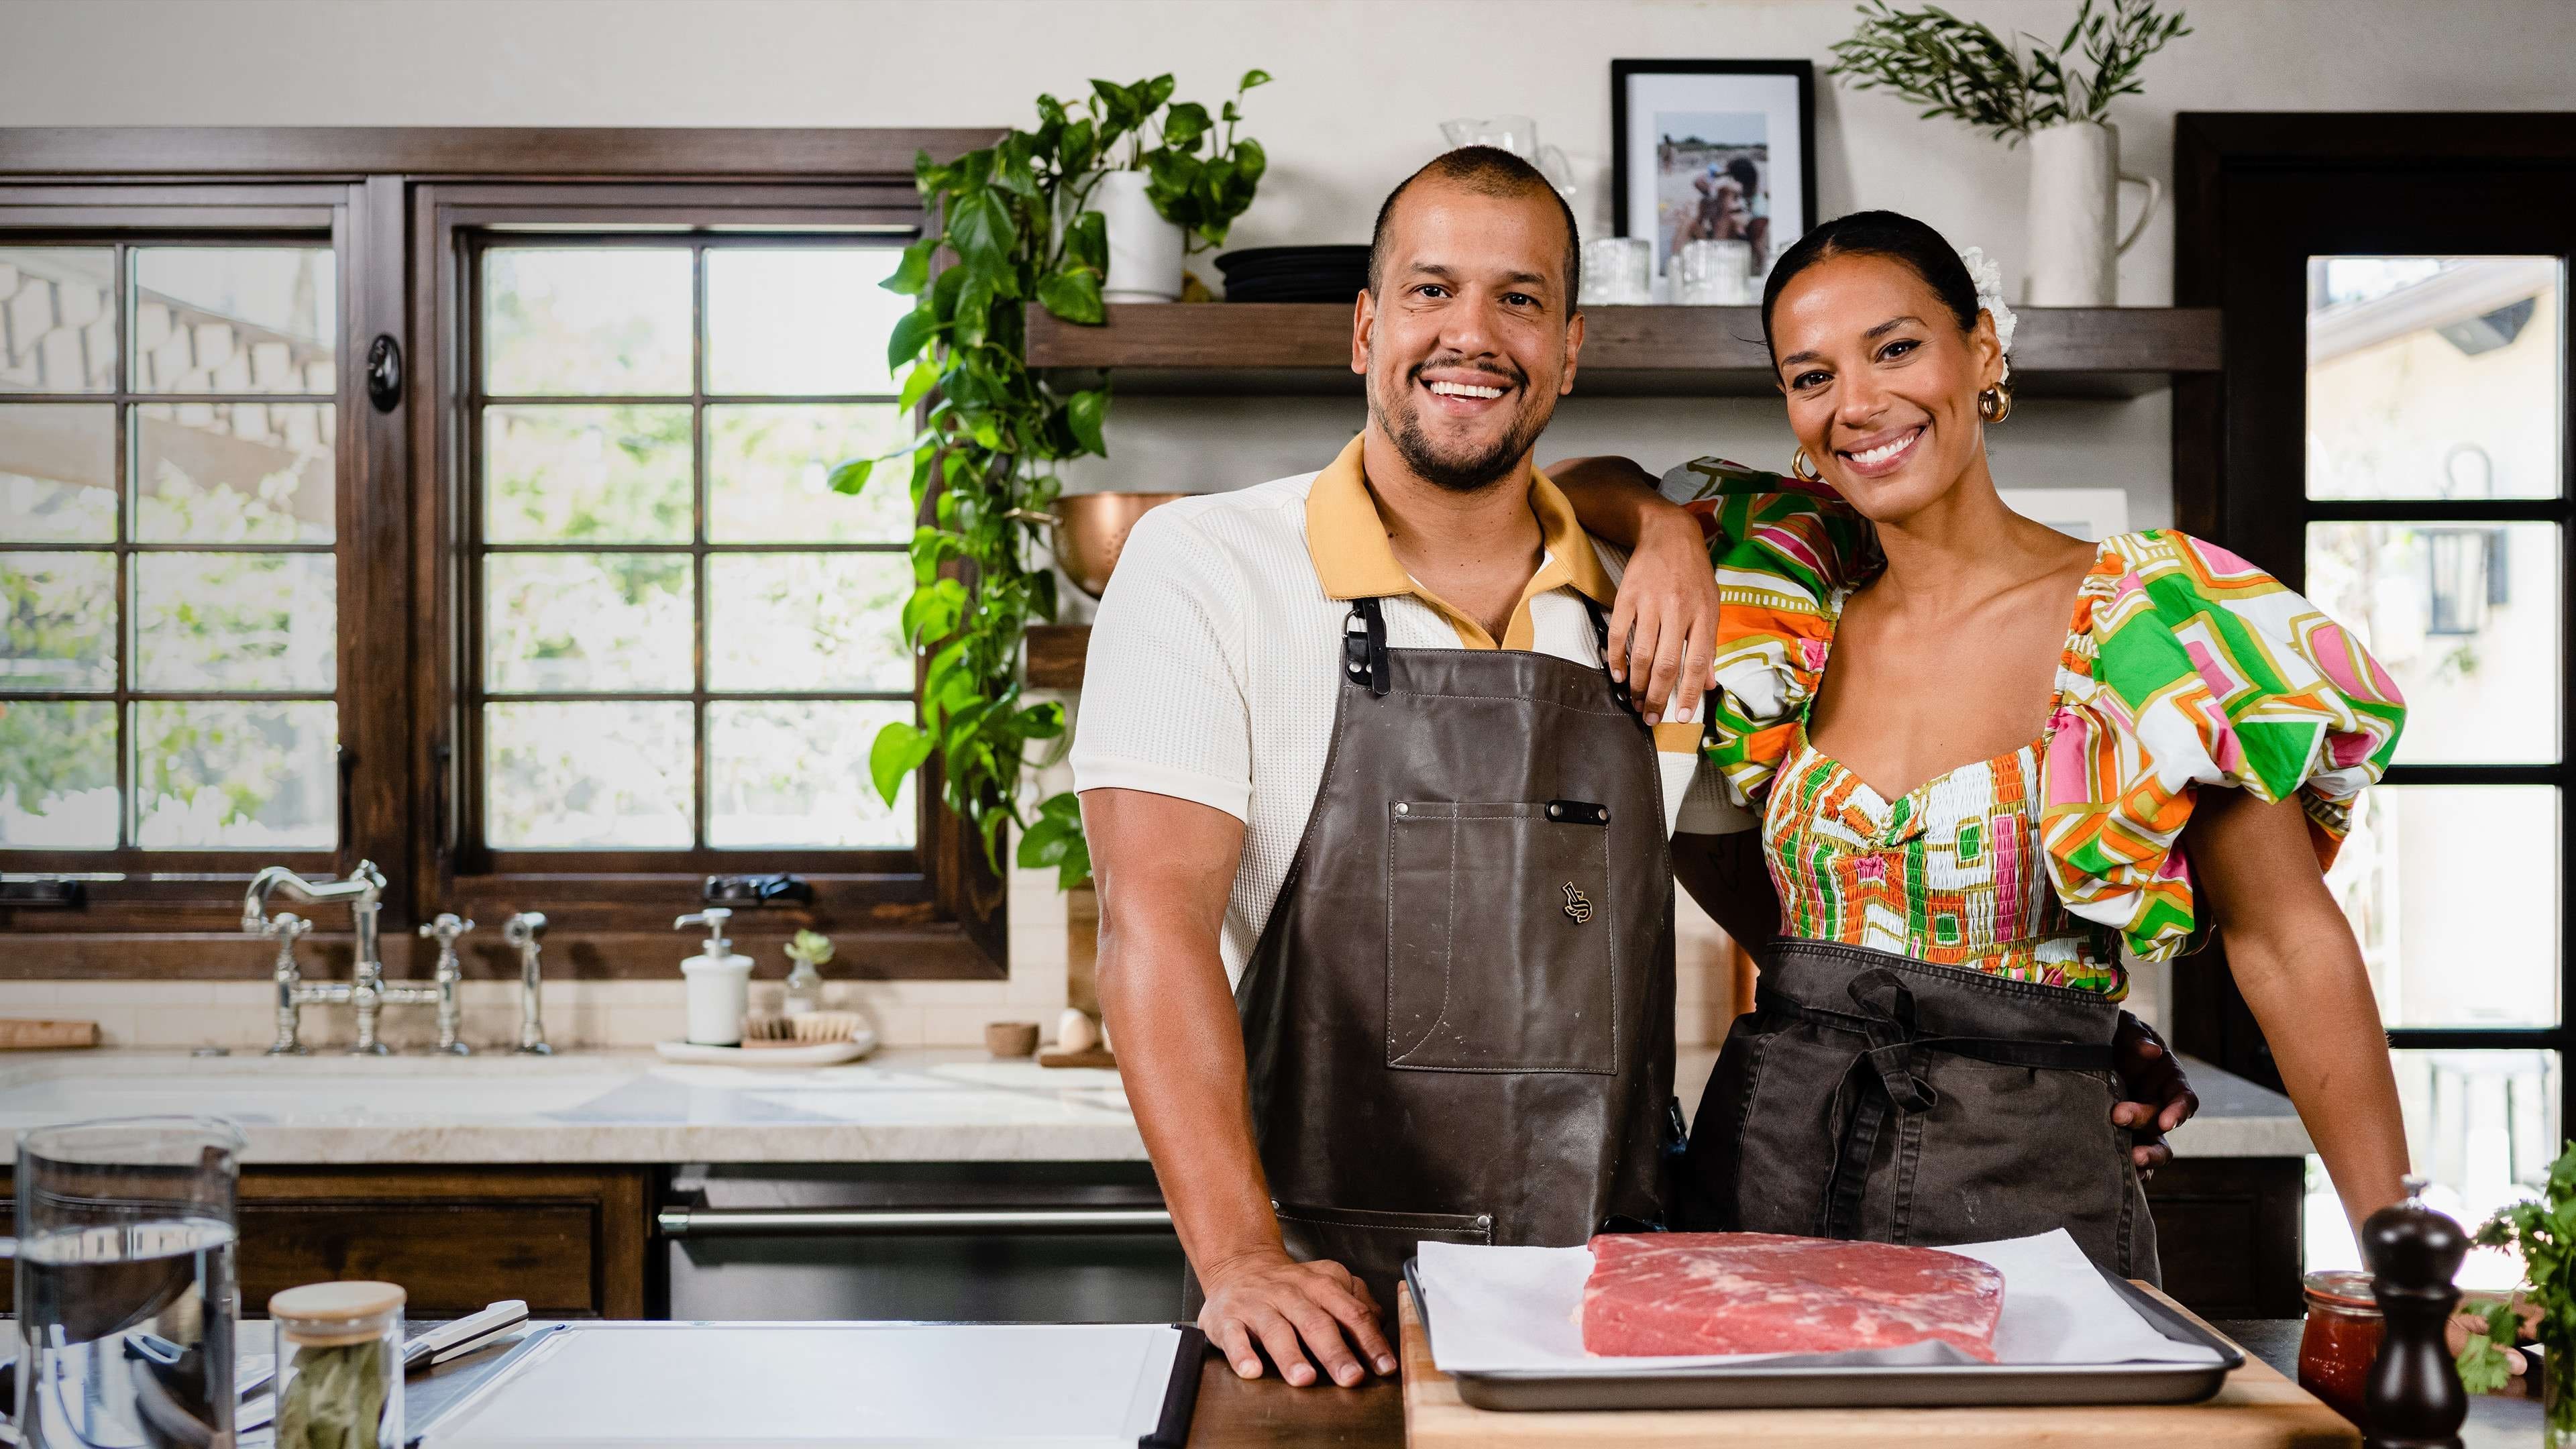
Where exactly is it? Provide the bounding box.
[1656,456,1879,808]
[2040,531,2407,961]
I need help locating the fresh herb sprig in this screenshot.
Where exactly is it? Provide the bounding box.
[2467,1138,2576,1425]
[1829,0,2191,144]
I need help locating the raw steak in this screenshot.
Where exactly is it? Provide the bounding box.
[1580,1232,2004,1361]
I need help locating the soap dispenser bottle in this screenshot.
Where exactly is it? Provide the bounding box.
[676,908,754,1046]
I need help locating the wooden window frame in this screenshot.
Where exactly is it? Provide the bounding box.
[2171,112,2576,1138]
[0,129,1004,979]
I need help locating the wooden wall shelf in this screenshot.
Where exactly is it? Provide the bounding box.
[1027,303,2221,400]
[1026,623,1089,690]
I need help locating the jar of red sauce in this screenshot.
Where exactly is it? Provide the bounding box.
[2298,1269,2383,1423]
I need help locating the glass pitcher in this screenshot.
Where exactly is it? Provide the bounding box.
[1437,115,1577,197]
[9,1116,245,1448]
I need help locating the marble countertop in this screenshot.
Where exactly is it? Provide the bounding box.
[0,1044,2308,1165]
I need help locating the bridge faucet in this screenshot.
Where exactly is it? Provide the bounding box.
[243,861,391,1052]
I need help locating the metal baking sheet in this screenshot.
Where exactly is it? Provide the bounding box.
[1402,1257,2245,1412]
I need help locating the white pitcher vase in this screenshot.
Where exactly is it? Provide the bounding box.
[1092,170,1185,304]
[2023,120,2161,306]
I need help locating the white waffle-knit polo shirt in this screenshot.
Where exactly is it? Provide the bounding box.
[1071,433,1748,985]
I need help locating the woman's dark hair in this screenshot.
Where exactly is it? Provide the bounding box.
[1758,209,1984,363]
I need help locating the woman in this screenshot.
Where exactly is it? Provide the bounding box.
[1554,211,2411,1280]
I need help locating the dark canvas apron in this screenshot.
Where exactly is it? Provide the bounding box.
[1191,594,1678,1323]
[1681,938,2159,1283]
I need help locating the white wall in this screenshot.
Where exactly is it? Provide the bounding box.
[6,0,2569,1044]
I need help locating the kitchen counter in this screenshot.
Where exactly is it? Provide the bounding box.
[0,1045,2305,1165]
[370,1316,2535,1448]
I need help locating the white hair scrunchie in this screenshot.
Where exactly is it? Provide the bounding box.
[1957,246,2017,358]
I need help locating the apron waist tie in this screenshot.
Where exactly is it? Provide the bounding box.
[1752,966,2116,1239]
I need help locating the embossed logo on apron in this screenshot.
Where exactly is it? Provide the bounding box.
[1562,883,1594,924]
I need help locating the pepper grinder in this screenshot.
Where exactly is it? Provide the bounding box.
[2361,1174,2468,1449]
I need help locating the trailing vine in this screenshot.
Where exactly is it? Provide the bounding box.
[835,72,1269,891]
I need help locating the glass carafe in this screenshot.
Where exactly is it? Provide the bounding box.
[9,1116,244,1448]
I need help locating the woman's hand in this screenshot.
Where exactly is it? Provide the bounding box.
[1551,456,1719,727]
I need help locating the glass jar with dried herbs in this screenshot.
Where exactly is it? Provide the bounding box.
[270,1280,405,1449]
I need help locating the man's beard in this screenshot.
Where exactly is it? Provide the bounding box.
[1371,361,1556,494]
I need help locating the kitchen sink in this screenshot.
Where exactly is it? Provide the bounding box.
[0,1055,633,1126]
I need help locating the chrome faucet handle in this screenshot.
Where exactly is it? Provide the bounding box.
[263,910,314,945]
[502,911,547,951]
[419,912,475,951]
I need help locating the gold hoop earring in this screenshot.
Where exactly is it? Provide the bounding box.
[1790,444,1823,482]
[1979,384,2014,424]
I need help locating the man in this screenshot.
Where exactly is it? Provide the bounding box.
[1072,146,1722,1391]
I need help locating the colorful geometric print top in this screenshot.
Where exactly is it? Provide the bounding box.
[1660,455,2407,986]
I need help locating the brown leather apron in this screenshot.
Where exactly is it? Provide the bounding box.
[1194,594,1679,1323]
[1680,938,2159,1282]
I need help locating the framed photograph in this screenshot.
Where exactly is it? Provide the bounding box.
[1611,60,1817,280]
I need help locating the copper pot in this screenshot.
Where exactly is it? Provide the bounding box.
[1016,492,1191,598]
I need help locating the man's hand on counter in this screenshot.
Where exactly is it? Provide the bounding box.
[1198,1246,1395,1389]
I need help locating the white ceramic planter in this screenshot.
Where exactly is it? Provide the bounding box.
[2023,121,2161,306]
[1093,170,1185,304]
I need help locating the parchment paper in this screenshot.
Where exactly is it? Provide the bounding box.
[1413,1228,2224,1375]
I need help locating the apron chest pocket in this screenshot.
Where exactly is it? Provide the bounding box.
[1386,800,1619,1074]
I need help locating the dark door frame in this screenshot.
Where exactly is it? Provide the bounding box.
[2171,113,2576,1140]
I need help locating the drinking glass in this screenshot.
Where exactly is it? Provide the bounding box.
[1678,239,1754,305]
[9,1116,244,1447]
[1581,237,1652,307]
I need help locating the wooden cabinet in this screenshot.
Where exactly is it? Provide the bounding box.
[2143,1157,2306,1320]
[0,1165,652,1319]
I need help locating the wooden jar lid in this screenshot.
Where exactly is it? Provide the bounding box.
[270,1280,406,1344]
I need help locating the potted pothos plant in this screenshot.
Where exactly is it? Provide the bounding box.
[833,72,1268,892]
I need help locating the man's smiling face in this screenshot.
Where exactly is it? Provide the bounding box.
[1355,177,1582,493]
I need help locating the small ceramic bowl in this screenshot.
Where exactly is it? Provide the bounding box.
[985,1021,1041,1058]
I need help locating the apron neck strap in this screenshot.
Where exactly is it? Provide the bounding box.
[1343,597,1391,698]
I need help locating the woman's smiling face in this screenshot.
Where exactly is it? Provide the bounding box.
[1769,250,2004,523]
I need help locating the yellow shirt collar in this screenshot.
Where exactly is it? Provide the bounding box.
[1303,432,1615,651]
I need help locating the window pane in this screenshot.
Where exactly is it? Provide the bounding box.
[0,700,115,847]
[2306,257,2562,500]
[133,699,335,848]
[2328,784,2558,1028]
[134,552,336,692]
[0,247,115,394]
[136,401,335,543]
[708,700,913,848]
[484,249,692,398]
[0,403,115,542]
[707,553,912,692]
[486,700,690,848]
[2306,521,2559,764]
[0,550,114,690]
[484,553,692,694]
[133,248,336,395]
[2304,1049,2559,1291]
[484,405,690,544]
[705,248,909,396]
[708,404,912,543]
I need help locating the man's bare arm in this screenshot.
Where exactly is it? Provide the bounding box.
[1083,787,1396,1387]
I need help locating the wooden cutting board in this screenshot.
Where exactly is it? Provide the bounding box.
[1397,1284,2359,1447]
[0,1018,98,1050]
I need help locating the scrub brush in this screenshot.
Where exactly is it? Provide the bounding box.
[739,1013,798,1048]
[790,1010,867,1044]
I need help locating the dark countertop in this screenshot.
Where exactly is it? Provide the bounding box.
[390,1318,2544,1448]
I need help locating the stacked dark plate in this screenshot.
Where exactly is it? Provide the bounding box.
[1214,245,1371,303]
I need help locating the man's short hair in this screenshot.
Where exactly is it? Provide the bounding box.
[1366,146,1581,309]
